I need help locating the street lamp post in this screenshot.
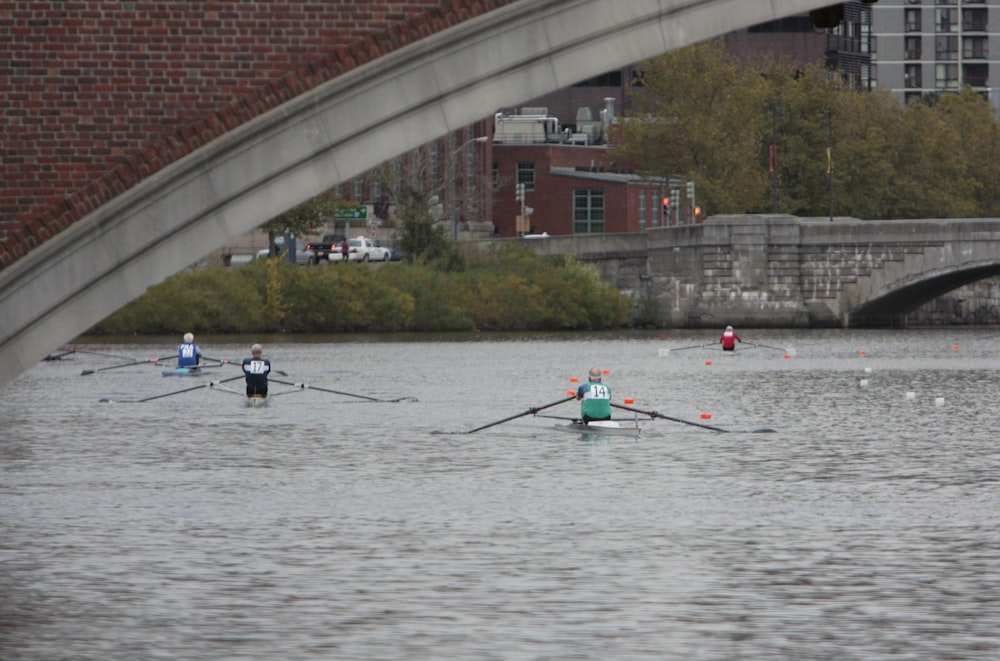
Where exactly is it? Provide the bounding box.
[820,108,833,222]
[449,135,489,240]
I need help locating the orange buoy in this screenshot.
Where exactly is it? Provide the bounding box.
[951,344,959,351]
[700,412,712,420]
[858,350,866,356]
[566,389,575,396]
[602,369,610,375]
[783,354,790,359]
[623,398,634,405]
[705,360,712,366]
[569,376,578,383]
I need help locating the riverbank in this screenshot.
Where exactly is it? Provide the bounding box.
[86,244,633,335]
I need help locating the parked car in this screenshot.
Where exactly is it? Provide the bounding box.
[257,237,314,265]
[305,233,347,263]
[345,237,392,262]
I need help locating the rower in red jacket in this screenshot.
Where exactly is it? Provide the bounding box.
[720,325,742,351]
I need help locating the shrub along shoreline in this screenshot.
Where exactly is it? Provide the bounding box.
[87,244,634,335]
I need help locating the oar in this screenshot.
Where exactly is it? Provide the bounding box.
[465,395,575,434]
[665,343,711,353]
[611,402,730,433]
[43,349,76,361]
[748,342,789,352]
[209,358,290,376]
[99,375,244,403]
[208,381,245,396]
[611,402,776,434]
[62,348,138,361]
[81,355,175,376]
[269,377,413,402]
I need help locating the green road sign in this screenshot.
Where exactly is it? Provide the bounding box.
[334,206,367,220]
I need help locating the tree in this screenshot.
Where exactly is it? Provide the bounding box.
[611,39,1000,221]
[363,146,466,268]
[611,39,772,217]
[929,87,1000,216]
[260,190,351,258]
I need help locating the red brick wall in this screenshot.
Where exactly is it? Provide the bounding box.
[493,144,662,237]
[0,0,515,267]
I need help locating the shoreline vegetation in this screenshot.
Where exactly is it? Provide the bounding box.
[87,244,635,336]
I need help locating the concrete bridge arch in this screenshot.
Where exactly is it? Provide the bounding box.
[0,0,876,387]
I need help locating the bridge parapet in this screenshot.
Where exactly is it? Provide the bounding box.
[516,215,1000,328]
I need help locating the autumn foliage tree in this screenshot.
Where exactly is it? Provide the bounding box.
[611,39,1000,220]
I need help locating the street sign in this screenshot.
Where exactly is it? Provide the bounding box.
[334,206,367,220]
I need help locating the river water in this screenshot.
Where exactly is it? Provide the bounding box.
[3,328,1000,660]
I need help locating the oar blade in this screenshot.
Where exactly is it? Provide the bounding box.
[465,395,575,434]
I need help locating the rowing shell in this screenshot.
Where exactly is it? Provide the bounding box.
[162,366,214,377]
[557,420,641,437]
[246,394,268,408]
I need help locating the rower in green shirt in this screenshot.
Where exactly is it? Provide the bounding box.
[576,367,612,423]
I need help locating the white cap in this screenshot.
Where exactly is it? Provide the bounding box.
[183,332,194,343]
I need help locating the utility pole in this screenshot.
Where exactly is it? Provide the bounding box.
[771,104,783,213]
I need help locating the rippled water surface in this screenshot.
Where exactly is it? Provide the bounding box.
[3,329,1000,659]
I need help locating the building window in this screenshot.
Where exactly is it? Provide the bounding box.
[905,8,921,31]
[935,35,958,60]
[963,7,988,31]
[516,162,535,191]
[935,62,959,91]
[905,64,923,88]
[905,36,922,59]
[573,189,605,234]
[492,162,499,191]
[963,36,988,59]
[639,189,646,228]
[963,62,988,87]
[935,7,957,32]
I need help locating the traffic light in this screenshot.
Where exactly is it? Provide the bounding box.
[686,181,695,203]
[515,183,525,203]
[662,196,670,214]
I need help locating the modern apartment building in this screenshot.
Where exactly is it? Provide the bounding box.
[871,0,1000,106]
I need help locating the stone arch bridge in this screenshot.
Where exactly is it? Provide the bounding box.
[0,0,898,387]
[518,215,1000,328]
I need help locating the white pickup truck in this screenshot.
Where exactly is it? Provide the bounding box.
[345,236,392,262]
